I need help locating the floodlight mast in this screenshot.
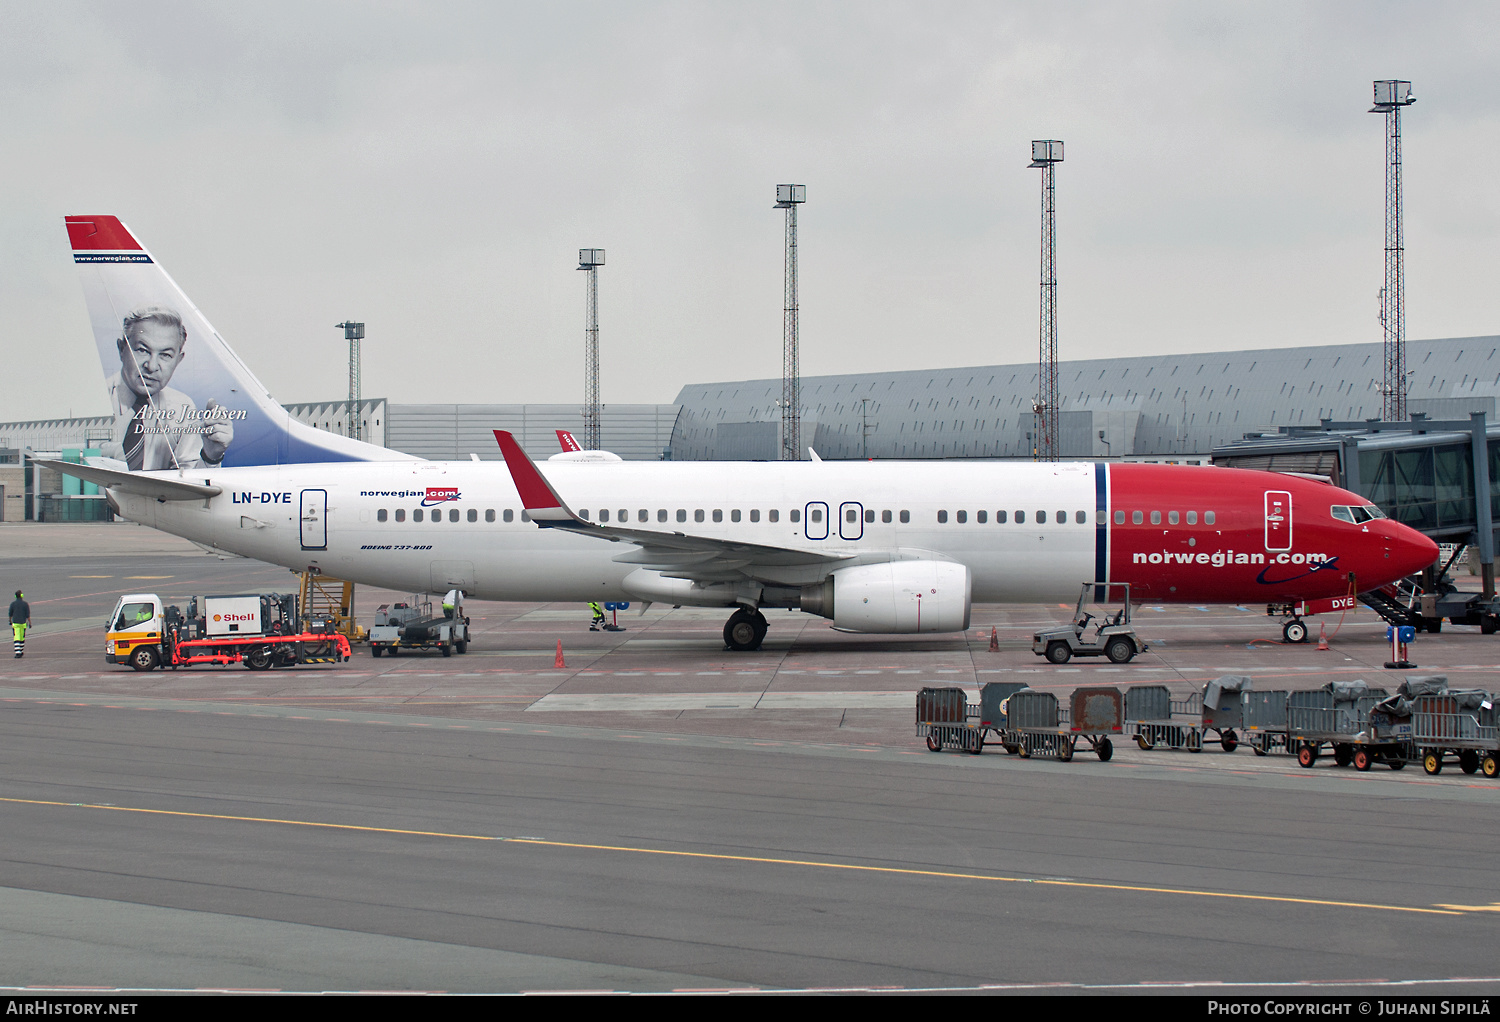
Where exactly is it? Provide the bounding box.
[776,184,806,461]
[1371,80,1415,422]
[336,321,364,440]
[578,248,605,450]
[1028,140,1063,461]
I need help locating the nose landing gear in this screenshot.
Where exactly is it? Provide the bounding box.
[724,608,768,651]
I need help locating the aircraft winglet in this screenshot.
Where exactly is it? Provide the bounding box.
[493,430,579,525]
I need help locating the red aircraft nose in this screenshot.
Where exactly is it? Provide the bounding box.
[1389,523,1439,579]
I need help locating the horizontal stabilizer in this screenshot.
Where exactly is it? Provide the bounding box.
[31,459,221,502]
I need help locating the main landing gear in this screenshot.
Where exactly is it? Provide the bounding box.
[1282,618,1309,644]
[724,608,768,651]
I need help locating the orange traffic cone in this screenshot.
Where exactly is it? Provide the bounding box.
[555,640,566,668]
[988,627,999,653]
[1317,623,1329,651]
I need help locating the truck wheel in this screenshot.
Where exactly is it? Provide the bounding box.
[129,646,159,672]
[371,645,383,657]
[926,735,941,752]
[1352,748,1372,771]
[1459,750,1480,775]
[1427,619,1443,634]
[1483,754,1499,778]
[1104,637,1135,664]
[1045,641,1072,664]
[1423,750,1442,775]
[1484,617,1499,635]
[441,643,452,657]
[456,640,468,654]
[244,648,273,671]
[1296,743,1317,768]
[1221,729,1238,753]
[1097,737,1113,762]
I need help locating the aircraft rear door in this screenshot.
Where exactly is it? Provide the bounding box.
[839,501,864,540]
[805,502,829,540]
[300,489,327,551]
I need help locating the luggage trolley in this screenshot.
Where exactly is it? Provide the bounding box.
[1124,676,1250,753]
[999,687,1120,762]
[1408,690,1498,777]
[1286,681,1405,771]
[1240,689,1291,757]
[916,686,986,754]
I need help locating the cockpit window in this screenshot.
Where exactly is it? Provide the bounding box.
[1362,504,1387,520]
[1331,505,1356,524]
[1332,504,1387,524]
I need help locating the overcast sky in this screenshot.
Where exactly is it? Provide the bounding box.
[1,1,1496,422]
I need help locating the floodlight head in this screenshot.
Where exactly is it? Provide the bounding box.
[1028,140,1063,167]
[775,184,806,207]
[1370,80,1415,111]
[336,321,364,340]
[578,248,605,269]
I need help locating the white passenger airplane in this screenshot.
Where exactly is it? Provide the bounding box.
[47,216,1438,652]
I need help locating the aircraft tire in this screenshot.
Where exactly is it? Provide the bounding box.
[724,609,765,652]
[1283,620,1308,644]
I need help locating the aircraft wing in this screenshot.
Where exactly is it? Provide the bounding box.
[493,430,852,584]
[30,459,222,502]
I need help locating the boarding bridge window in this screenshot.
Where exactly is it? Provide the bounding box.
[1186,511,1197,525]
[791,509,801,523]
[1168,511,1179,525]
[468,509,477,523]
[937,510,948,523]
[769,510,779,522]
[486,510,495,522]
[882,510,892,523]
[414,509,424,522]
[396,509,406,522]
[1150,511,1162,525]
[1204,511,1216,525]
[1132,511,1143,524]
[503,509,514,522]
[996,510,1007,523]
[377,509,387,522]
[449,509,459,522]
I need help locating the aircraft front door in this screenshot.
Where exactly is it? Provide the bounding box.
[839,501,864,540]
[1264,490,1292,552]
[300,489,327,551]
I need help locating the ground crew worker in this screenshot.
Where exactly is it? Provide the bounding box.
[9,590,31,659]
[589,602,606,631]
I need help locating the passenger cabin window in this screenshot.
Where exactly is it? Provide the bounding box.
[846,509,857,523]
[790,509,801,523]
[1168,511,1179,525]
[396,509,406,522]
[1132,511,1143,524]
[1150,511,1162,525]
[899,510,909,523]
[955,510,966,524]
[414,509,424,522]
[729,510,739,522]
[503,509,514,522]
[1186,511,1197,525]
[449,509,459,522]
[659,509,668,522]
[1204,511,1216,525]
[712,509,723,523]
[580,509,590,520]
[809,508,822,523]
[599,509,609,522]
[769,510,779,523]
[865,509,874,523]
[977,511,987,524]
[468,509,477,522]
[1076,511,1087,524]
[677,510,687,522]
[750,509,760,522]
[996,510,1007,524]
[882,510,892,523]
[486,509,496,522]
[377,509,387,522]
[695,509,705,523]
[618,509,627,522]
[1016,510,1026,524]
[1055,510,1065,523]
[640,509,649,522]
[937,510,948,523]
[1036,510,1047,524]
[1114,510,1125,525]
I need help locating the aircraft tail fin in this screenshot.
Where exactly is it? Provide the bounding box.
[67,215,415,467]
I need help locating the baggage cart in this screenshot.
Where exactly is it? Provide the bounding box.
[1241,689,1291,757]
[916,686,986,754]
[1408,690,1499,777]
[998,687,1120,762]
[1286,681,1407,771]
[1123,677,1250,753]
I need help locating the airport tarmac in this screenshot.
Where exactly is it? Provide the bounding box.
[2,523,1499,994]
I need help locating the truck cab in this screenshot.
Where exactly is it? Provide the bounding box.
[105,593,166,669]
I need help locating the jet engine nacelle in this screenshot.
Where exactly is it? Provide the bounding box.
[801,560,972,634]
